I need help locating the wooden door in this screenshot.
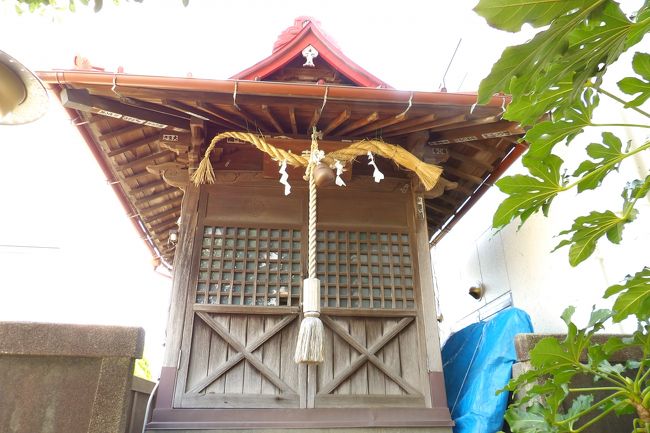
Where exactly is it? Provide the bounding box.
[311,228,426,408]
[174,182,429,410]
[175,224,305,408]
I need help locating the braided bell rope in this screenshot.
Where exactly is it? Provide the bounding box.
[307,131,318,280]
[191,131,442,190]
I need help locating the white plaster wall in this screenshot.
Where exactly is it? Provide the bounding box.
[433,85,649,342]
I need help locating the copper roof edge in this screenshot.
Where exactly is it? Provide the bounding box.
[36,70,509,108]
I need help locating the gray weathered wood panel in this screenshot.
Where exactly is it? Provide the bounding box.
[314,315,424,407]
[180,312,300,408]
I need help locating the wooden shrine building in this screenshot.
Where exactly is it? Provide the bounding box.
[38,17,526,433]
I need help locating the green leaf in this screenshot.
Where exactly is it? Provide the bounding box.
[493,155,565,229]
[473,0,587,32]
[535,2,632,100]
[619,77,650,106]
[627,1,650,47]
[618,52,650,107]
[587,308,611,328]
[552,175,648,267]
[604,267,650,322]
[602,336,627,356]
[622,175,650,202]
[524,89,598,160]
[573,132,625,192]
[561,305,576,326]
[560,395,593,430]
[504,79,572,126]
[620,174,650,215]
[476,4,606,104]
[553,210,632,266]
[530,337,582,384]
[504,403,554,433]
[597,359,625,375]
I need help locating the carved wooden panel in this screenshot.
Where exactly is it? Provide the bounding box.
[179,311,301,408]
[315,314,425,408]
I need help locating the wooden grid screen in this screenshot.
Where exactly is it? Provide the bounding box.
[316,230,415,309]
[196,226,302,306]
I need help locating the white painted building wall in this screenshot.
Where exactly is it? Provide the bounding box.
[432,87,649,342]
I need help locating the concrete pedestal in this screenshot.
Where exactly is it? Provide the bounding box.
[0,321,144,433]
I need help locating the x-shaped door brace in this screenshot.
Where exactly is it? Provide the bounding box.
[188,312,298,395]
[319,315,420,396]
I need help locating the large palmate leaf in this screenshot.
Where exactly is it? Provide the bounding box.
[573,132,626,192]
[553,210,632,266]
[478,1,648,114]
[605,267,650,321]
[618,52,650,107]
[473,0,588,32]
[536,2,632,99]
[523,90,598,160]
[493,155,566,228]
[476,3,607,105]
[553,176,649,266]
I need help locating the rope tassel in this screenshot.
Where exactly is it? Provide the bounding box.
[294,277,324,364]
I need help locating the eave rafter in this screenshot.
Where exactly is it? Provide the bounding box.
[42,69,524,262]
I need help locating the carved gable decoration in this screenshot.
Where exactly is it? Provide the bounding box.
[232,17,390,88]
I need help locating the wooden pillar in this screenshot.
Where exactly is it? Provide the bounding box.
[162,117,205,370]
[161,184,201,369]
[409,177,448,410]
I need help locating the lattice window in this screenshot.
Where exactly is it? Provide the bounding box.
[196,227,302,306]
[316,230,415,309]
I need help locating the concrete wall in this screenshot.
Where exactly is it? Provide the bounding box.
[0,321,144,433]
[432,97,650,342]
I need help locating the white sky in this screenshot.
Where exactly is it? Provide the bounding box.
[1,0,643,375]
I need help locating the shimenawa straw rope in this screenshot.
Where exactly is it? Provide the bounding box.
[191,131,442,190]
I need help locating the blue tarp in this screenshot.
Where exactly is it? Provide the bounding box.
[442,308,534,433]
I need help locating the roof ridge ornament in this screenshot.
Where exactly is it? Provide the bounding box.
[302,45,318,68]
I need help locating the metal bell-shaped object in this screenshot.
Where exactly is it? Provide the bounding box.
[313,162,335,187]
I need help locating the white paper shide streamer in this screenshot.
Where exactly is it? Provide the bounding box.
[311,149,325,164]
[367,151,384,183]
[334,160,346,186]
[279,160,291,195]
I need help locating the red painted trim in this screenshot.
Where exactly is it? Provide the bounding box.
[429,371,449,409]
[156,366,176,409]
[231,21,390,88]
